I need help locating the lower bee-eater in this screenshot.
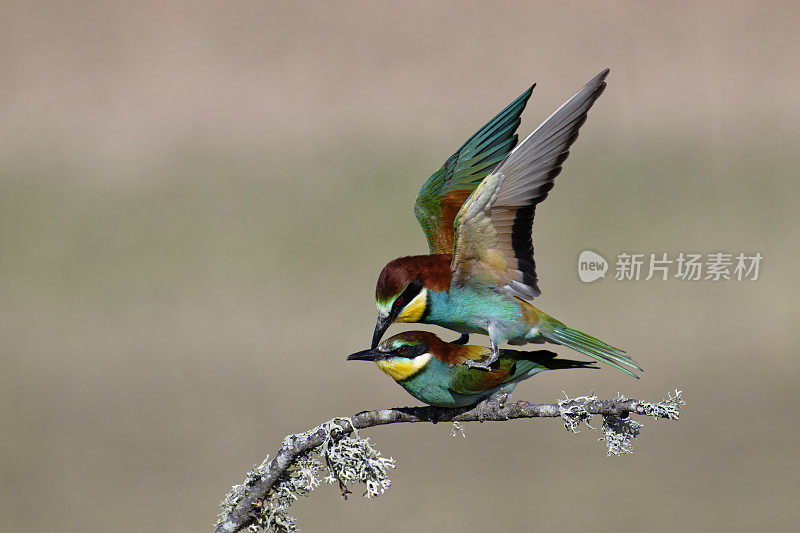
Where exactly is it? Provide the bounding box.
[370,69,642,377]
[348,331,594,408]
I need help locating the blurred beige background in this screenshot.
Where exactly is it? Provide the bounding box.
[1,1,798,532]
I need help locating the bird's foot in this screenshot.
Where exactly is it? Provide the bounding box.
[451,333,470,345]
[462,343,500,370]
[462,358,493,370]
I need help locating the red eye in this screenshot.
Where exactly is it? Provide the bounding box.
[399,345,410,355]
[395,298,404,307]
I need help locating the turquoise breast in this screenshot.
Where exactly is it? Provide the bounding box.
[423,287,532,340]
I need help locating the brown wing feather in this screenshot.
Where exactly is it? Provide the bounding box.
[451,70,609,299]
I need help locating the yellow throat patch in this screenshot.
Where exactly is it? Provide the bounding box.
[396,289,428,323]
[376,353,432,381]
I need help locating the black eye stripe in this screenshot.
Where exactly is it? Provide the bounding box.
[394,342,429,359]
[395,280,423,309]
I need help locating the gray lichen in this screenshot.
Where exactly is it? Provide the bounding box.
[320,418,395,500]
[640,389,684,420]
[558,391,598,433]
[216,418,395,533]
[599,415,643,456]
[597,390,685,456]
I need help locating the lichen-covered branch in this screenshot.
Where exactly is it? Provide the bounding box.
[216,390,684,533]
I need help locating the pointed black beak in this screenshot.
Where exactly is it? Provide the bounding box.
[372,314,391,349]
[347,348,383,362]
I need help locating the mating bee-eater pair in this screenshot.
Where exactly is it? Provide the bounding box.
[348,69,642,407]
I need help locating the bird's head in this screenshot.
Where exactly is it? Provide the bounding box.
[348,331,439,382]
[372,255,451,348]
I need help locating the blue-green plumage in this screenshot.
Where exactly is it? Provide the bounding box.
[348,331,594,408]
[397,351,546,407]
[424,286,533,340]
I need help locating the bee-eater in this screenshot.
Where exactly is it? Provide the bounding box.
[348,331,594,408]
[371,69,642,377]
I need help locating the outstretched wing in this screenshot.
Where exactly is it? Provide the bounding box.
[451,69,609,299]
[414,86,534,254]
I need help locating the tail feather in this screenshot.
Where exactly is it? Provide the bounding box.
[539,318,642,379]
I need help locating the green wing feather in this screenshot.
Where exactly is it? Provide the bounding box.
[447,351,550,395]
[448,357,516,395]
[448,349,592,395]
[414,86,534,254]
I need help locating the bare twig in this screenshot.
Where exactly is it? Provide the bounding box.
[215,392,683,533]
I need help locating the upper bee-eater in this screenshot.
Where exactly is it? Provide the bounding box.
[371,69,642,377]
[348,331,594,408]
